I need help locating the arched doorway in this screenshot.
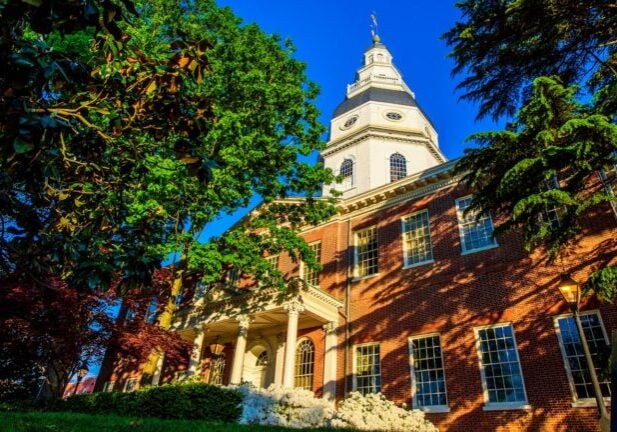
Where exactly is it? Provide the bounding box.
[243,344,272,388]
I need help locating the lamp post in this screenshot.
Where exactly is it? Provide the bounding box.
[72,362,89,396]
[557,274,610,432]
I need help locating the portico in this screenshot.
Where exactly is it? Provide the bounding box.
[172,281,342,399]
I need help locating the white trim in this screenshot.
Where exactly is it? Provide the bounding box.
[460,244,499,256]
[401,209,434,267]
[473,322,529,409]
[352,342,381,394]
[408,333,449,410]
[552,309,611,404]
[482,403,531,411]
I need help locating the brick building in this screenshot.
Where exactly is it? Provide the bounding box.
[97,38,617,431]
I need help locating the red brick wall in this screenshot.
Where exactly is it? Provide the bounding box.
[295,182,616,432]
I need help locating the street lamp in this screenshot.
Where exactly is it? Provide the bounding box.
[72,362,89,396]
[557,274,610,432]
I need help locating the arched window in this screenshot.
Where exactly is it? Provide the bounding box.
[390,153,407,182]
[340,159,354,189]
[294,339,315,390]
[256,351,269,367]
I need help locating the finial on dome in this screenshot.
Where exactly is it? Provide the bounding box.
[370,12,381,44]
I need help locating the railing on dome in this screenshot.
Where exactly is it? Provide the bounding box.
[347,75,400,94]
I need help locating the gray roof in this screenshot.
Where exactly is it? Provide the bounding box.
[332,88,436,128]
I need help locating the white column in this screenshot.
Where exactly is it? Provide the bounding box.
[322,322,338,401]
[187,330,206,377]
[283,301,304,388]
[273,332,285,385]
[230,316,250,384]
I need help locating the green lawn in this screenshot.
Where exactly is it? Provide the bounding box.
[0,412,335,432]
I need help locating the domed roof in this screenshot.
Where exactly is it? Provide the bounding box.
[332,87,435,128]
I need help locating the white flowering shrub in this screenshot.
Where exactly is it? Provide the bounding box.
[227,384,438,431]
[231,384,336,428]
[331,392,438,432]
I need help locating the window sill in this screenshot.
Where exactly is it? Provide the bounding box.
[461,243,499,256]
[571,398,610,408]
[352,273,380,283]
[403,259,434,270]
[417,405,450,413]
[482,403,531,411]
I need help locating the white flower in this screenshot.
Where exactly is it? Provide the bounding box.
[225,384,437,431]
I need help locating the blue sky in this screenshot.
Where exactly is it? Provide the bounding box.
[203,1,503,239]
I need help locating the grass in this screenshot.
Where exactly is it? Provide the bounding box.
[0,411,336,432]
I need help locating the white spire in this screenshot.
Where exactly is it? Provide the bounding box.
[346,40,414,98]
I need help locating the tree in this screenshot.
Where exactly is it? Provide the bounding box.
[2,0,336,391]
[1,0,336,294]
[0,273,190,399]
[444,1,617,297]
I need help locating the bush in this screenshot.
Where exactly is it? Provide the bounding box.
[62,382,243,422]
[231,385,438,431]
[331,392,438,432]
[233,384,335,428]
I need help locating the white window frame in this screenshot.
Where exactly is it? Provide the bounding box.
[553,310,611,407]
[354,226,379,279]
[102,381,115,392]
[408,333,450,413]
[474,323,530,411]
[123,377,138,393]
[339,158,355,190]
[353,342,381,395]
[401,210,434,268]
[300,241,322,287]
[455,195,498,254]
[294,338,316,390]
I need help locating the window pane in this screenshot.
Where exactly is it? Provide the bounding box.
[355,227,378,277]
[403,211,433,266]
[456,197,497,252]
[411,335,447,408]
[355,344,381,395]
[476,324,526,404]
[302,242,322,287]
[556,313,611,400]
[340,159,354,189]
[390,153,407,182]
[294,340,315,390]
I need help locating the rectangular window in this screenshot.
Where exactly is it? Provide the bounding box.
[554,312,611,401]
[144,298,158,325]
[102,381,115,392]
[355,227,378,277]
[123,377,138,393]
[354,343,381,395]
[475,324,528,406]
[600,152,617,216]
[409,334,448,409]
[227,268,240,286]
[208,357,226,386]
[456,196,497,253]
[539,175,565,228]
[302,241,322,286]
[402,210,433,267]
[266,255,279,269]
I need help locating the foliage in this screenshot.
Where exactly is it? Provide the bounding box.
[443,0,616,120]
[1,411,344,432]
[331,392,437,432]
[457,76,617,256]
[445,1,617,299]
[0,273,189,400]
[1,0,336,293]
[62,381,243,422]
[231,385,437,431]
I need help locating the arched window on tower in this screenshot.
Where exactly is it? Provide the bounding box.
[340,159,354,189]
[390,153,407,182]
[294,339,315,390]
